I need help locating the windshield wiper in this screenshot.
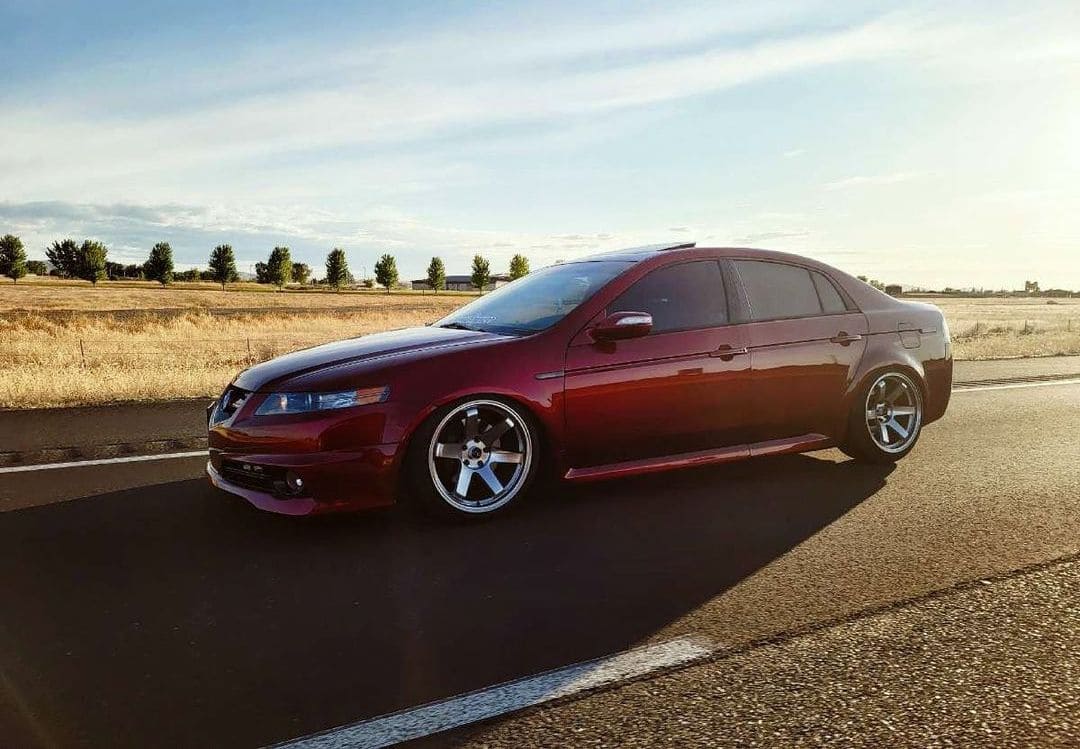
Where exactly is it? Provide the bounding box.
[438,322,478,331]
[491,325,533,336]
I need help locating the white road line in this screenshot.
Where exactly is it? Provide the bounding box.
[0,450,206,475]
[272,635,715,749]
[3,377,1077,475]
[952,377,1080,393]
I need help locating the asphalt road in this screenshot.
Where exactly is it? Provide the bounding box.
[1,373,1079,747]
[447,558,1080,748]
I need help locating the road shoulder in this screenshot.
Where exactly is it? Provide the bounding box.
[443,556,1080,748]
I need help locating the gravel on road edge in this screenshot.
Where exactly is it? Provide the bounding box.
[444,557,1080,748]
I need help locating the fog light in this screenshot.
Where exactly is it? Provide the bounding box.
[285,471,305,495]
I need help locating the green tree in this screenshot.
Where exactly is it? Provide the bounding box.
[0,234,27,284]
[325,248,350,291]
[509,253,529,280]
[254,262,270,284]
[267,246,292,289]
[208,244,239,290]
[291,262,311,285]
[46,238,80,278]
[144,242,174,286]
[426,256,446,292]
[857,274,885,292]
[471,254,491,293]
[26,260,48,276]
[374,253,398,293]
[105,261,124,280]
[77,240,108,285]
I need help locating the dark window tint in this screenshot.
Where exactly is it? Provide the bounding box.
[735,260,821,320]
[610,260,727,333]
[811,271,847,314]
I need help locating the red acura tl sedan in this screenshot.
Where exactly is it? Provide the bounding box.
[207,244,952,519]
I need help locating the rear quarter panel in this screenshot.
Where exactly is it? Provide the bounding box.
[842,288,953,425]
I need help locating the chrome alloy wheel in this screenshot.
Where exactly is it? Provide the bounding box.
[865,372,923,454]
[427,399,533,513]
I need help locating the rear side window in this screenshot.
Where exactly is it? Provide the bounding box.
[734,260,822,321]
[811,271,848,314]
[610,260,727,333]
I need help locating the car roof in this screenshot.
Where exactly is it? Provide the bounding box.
[573,242,697,262]
[573,243,832,268]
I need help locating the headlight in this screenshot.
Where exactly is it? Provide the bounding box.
[254,386,388,415]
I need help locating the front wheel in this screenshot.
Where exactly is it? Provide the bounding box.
[840,371,924,463]
[406,398,538,519]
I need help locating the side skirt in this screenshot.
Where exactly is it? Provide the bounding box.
[563,433,833,483]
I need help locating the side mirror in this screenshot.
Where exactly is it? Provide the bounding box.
[590,311,653,342]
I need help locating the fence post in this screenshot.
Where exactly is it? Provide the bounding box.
[79,339,86,368]
[247,338,252,362]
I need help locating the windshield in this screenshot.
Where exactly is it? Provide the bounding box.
[435,261,632,335]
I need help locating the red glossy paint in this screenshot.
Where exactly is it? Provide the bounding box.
[208,246,953,515]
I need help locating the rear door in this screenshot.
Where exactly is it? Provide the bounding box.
[732,259,868,441]
[564,259,751,468]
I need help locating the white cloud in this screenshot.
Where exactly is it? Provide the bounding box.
[1,12,938,202]
[0,200,702,276]
[823,171,931,191]
[732,230,811,244]
[3,2,1079,289]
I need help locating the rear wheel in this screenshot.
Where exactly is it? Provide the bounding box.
[840,371,923,463]
[407,398,537,519]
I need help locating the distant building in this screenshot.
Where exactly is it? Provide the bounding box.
[885,284,903,297]
[411,274,511,292]
[1024,280,1040,294]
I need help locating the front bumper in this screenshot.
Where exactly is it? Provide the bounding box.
[208,461,319,515]
[206,444,401,515]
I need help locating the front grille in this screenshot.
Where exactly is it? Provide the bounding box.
[220,459,287,494]
[210,386,250,426]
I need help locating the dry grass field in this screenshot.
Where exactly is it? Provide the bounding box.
[0,281,1078,408]
[923,296,1080,360]
[0,282,471,408]
[0,275,473,312]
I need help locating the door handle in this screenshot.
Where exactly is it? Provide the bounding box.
[710,344,749,360]
[830,331,862,345]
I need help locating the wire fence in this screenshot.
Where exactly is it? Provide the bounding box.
[953,319,1075,339]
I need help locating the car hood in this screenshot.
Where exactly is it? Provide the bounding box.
[232,326,501,392]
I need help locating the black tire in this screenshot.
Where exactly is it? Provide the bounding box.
[405,397,540,520]
[840,370,924,464]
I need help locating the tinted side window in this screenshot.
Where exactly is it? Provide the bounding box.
[610,260,727,333]
[734,260,821,320]
[811,271,847,315]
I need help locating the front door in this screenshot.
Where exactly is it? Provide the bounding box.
[564,259,751,468]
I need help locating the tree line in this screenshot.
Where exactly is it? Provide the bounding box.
[0,233,531,292]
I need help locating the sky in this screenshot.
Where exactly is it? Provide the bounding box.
[1,0,1078,289]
